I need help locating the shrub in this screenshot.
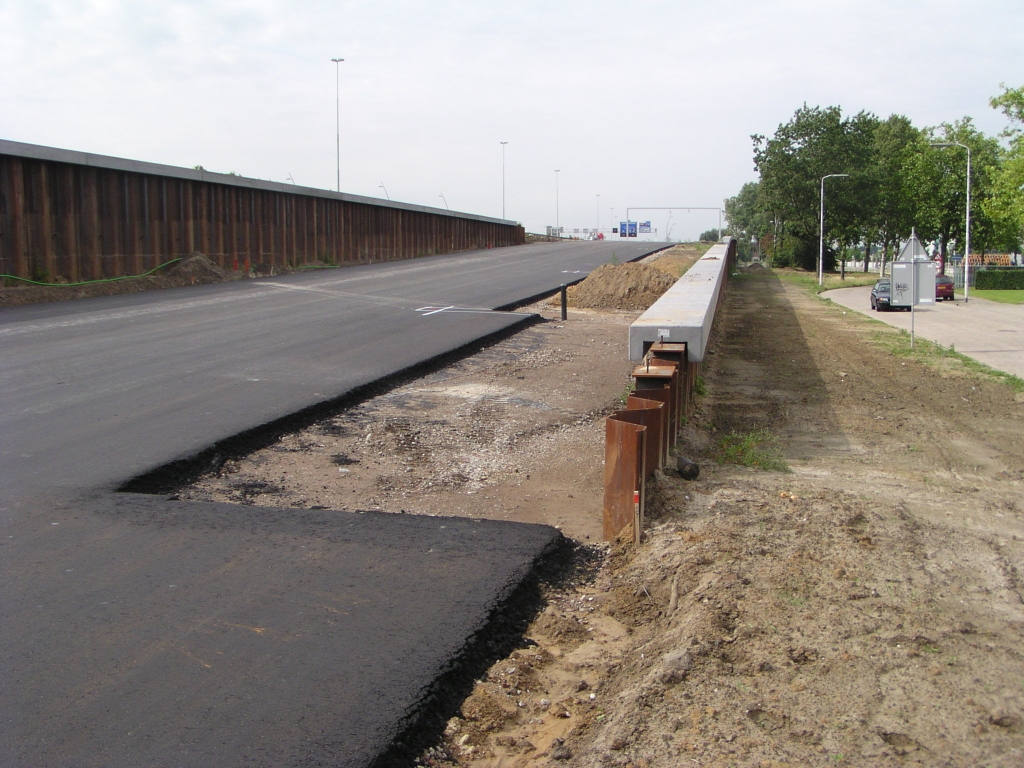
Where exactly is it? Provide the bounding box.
[975,269,1024,290]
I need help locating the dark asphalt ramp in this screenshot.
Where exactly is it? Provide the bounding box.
[2,493,562,766]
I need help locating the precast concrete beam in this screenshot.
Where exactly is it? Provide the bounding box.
[628,239,733,362]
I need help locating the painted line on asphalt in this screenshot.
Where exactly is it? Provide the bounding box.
[414,305,535,317]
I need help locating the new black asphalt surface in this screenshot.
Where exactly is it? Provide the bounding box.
[0,240,666,766]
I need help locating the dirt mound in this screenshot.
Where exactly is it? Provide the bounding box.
[168,253,230,281]
[563,262,676,311]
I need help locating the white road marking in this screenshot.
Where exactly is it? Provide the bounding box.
[414,306,534,317]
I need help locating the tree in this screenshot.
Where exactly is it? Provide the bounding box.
[753,105,877,271]
[991,83,1024,124]
[915,118,1003,263]
[985,84,1024,251]
[868,115,926,269]
[724,182,769,259]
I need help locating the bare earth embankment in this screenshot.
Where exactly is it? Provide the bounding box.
[179,252,1024,766]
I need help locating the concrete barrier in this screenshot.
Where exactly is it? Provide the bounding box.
[628,238,736,362]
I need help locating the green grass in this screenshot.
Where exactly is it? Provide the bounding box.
[617,378,635,405]
[774,268,879,294]
[871,328,1024,393]
[716,428,790,471]
[967,289,1024,304]
[779,589,807,607]
[693,375,707,397]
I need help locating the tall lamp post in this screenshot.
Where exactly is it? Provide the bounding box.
[554,170,560,238]
[931,141,972,303]
[500,142,508,219]
[819,173,849,286]
[379,183,390,201]
[331,57,344,192]
[438,192,449,211]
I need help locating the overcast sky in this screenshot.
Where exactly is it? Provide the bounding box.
[2,0,1022,240]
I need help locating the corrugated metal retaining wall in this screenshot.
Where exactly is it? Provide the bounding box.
[0,140,524,282]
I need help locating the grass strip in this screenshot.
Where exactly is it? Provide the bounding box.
[966,289,1024,304]
[716,428,790,472]
[775,269,879,294]
[870,328,1024,393]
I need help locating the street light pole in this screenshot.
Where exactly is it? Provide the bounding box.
[931,141,972,303]
[554,170,560,238]
[500,142,508,219]
[331,57,344,193]
[379,183,389,201]
[439,192,449,211]
[819,173,850,286]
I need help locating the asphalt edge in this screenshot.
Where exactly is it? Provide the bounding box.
[118,312,544,495]
[368,536,609,767]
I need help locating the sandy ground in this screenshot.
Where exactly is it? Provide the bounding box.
[178,261,1024,766]
[824,285,1024,380]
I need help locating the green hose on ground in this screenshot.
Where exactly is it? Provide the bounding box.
[0,258,183,288]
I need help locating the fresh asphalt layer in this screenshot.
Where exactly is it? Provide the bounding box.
[0,240,666,766]
[823,285,1024,380]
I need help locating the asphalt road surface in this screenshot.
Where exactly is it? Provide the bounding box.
[0,240,666,766]
[823,286,1024,379]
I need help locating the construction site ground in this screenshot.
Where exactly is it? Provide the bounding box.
[177,256,1024,767]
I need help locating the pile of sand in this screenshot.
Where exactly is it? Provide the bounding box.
[561,262,677,311]
[168,253,230,281]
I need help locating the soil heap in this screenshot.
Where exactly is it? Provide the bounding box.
[168,253,230,282]
[563,262,676,311]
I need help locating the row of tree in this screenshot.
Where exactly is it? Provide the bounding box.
[725,84,1024,271]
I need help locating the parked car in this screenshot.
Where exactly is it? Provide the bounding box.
[935,274,955,301]
[870,279,892,311]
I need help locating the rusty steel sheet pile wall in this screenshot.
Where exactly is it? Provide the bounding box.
[603,413,646,542]
[604,238,737,543]
[0,140,524,282]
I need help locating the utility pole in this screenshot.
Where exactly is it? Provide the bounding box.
[819,174,849,286]
[931,142,972,302]
[331,57,344,192]
[554,170,560,237]
[500,142,508,219]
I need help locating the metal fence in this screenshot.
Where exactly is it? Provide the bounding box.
[0,140,524,282]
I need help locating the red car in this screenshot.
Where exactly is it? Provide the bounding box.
[935,274,955,301]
